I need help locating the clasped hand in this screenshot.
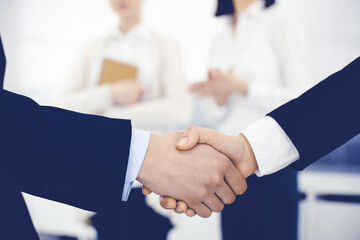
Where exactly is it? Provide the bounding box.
[137,126,258,218]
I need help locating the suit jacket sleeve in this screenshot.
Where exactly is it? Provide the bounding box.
[0,37,132,213]
[268,57,360,170]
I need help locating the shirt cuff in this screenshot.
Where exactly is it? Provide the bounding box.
[241,116,300,177]
[121,128,151,201]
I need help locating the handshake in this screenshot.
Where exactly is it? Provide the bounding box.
[136,126,259,218]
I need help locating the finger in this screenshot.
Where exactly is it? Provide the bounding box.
[224,165,248,195]
[203,195,225,213]
[174,201,188,214]
[185,209,196,217]
[176,126,221,151]
[142,186,152,195]
[193,203,212,218]
[160,196,177,210]
[215,181,236,204]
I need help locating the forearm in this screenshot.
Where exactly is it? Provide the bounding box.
[53,84,113,114]
[1,89,131,212]
[104,96,191,132]
[241,116,300,176]
[268,57,360,170]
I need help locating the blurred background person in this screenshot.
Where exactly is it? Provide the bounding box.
[54,0,190,239]
[55,0,190,134]
[172,0,312,239]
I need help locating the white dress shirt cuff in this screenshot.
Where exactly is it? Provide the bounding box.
[241,116,300,177]
[121,128,151,201]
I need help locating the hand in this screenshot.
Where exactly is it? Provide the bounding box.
[190,69,248,106]
[145,126,258,216]
[137,131,247,218]
[111,79,143,106]
[208,69,229,106]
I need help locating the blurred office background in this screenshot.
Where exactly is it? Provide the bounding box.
[0,0,359,239]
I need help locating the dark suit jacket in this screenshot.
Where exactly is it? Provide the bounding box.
[268,57,360,170]
[0,37,132,239]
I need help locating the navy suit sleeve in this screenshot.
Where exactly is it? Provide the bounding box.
[1,36,133,213]
[0,90,132,212]
[268,57,360,171]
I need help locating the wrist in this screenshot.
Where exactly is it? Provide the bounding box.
[236,134,258,178]
[136,134,157,185]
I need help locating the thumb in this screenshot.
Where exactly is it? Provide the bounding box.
[176,126,221,151]
[176,128,200,151]
[176,126,233,157]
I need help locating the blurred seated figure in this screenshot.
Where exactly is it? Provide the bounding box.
[55,0,190,239]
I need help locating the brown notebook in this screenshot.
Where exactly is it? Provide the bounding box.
[98,58,138,84]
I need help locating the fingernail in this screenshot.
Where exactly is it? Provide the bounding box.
[177,137,188,147]
[176,206,183,212]
[165,203,171,209]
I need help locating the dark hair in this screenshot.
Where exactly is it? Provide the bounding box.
[215,0,275,17]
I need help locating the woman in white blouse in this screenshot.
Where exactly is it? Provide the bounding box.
[166,0,312,239]
[55,0,190,134]
[54,0,189,239]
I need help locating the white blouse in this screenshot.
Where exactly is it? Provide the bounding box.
[54,24,190,133]
[198,0,312,136]
[167,2,312,240]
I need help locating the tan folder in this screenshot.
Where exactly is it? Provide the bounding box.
[99,58,138,84]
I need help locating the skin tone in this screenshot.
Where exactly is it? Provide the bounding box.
[189,0,256,106]
[107,0,144,105]
[106,0,250,218]
[155,1,258,216]
[190,69,249,106]
[111,79,143,105]
[143,126,259,217]
[137,131,248,218]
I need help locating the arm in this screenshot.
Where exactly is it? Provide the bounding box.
[103,94,191,132]
[268,56,360,170]
[0,36,247,218]
[180,56,360,173]
[191,13,312,111]
[155,57,360,215]
[1,89,246,218]
[1,89,131,213]
[53,40,114,114]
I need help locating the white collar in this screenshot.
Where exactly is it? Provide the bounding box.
[111,23,151,41]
